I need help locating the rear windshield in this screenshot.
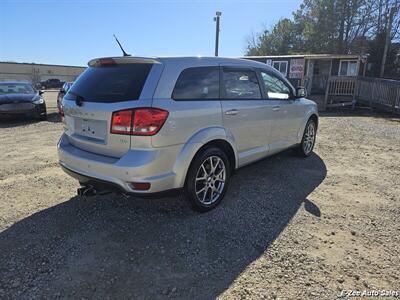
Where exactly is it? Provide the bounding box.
[65,64,153,103]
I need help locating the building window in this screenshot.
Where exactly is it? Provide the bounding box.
[272,61,288,76]
[339,60,358,76]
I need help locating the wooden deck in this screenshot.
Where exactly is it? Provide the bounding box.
[308,76,400,114]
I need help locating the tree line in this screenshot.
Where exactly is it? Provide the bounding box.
[246,0,400,78]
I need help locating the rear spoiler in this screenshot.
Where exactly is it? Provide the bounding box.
[88,57,161,67]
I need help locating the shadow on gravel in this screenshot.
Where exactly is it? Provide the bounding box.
[0,112,61,128]
[0,151,326,299]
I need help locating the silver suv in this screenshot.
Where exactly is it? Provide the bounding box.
[58,56,318,211]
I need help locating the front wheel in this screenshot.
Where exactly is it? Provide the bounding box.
[295,119,317,157]
[184,147,231,212]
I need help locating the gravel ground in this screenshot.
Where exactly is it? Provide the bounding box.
[0,97,399,299]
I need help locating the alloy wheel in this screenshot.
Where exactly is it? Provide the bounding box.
[194,156,226,205]
[303,122,316,154]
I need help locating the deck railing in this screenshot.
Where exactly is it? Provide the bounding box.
[324,76,357,109]
[322,76,400,113]
[356,77,400,113]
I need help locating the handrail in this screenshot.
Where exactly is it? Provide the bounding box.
[322,76,399,113]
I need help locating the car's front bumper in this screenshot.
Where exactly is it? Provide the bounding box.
[57,134,184,194]
[0,102,46,116]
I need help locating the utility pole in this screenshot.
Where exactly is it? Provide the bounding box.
[214,11,222,57]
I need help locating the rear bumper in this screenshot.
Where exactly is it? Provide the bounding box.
[57,133,184,193]
[60,164,182,198]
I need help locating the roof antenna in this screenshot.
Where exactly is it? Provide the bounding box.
[113,34,131,57]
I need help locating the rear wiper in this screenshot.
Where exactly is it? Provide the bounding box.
[68,91,85,106]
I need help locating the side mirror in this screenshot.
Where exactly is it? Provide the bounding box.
[39,90,44,96]
[295,86,307,98]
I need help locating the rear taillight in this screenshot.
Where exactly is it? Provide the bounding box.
[110,108,169,136]
[133,108,169,135]
[58,104,64,117]
[110,110,133,134]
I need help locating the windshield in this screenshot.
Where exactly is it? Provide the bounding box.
[65,82,73,91]
[0,83,35,95]
[65,64,153,103]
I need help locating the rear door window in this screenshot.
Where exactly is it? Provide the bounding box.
[222,68,262,99]
[172,67,219,100]
[65,64,153,103]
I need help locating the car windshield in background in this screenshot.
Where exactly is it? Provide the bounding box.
[65,83,73,91]
[65,64,153,103]
[0,83,35,95]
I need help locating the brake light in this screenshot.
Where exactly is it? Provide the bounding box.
[110,108,169,136]
[99,58,116,66]
[110,110,133,134]
[133,108,169,135]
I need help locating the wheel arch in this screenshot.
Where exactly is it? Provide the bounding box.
[181,139,236,188]
[297,112,319,143]
[172,127,237,188]
[309,113,319,129]
[195,139,236,170]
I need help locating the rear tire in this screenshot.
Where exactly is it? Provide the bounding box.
[184,147,231,212]
[295,119,317,157]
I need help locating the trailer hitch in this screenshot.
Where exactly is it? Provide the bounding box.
[77,185,112,197]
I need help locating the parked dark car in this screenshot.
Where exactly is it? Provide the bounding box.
[0,81,47,120]
[57,82,73,115]
[39,78,64,90]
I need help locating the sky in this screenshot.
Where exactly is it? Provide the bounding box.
[0,0,302,66]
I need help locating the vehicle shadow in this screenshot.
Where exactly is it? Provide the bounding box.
[0,151,326,299]
[0,112,61,128]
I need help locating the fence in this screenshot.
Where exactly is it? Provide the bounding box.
[356,77,400,113]
[323,76,400,113]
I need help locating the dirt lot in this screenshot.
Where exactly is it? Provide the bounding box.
[0,92,399,299]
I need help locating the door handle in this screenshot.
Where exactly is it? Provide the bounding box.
[225,109,239,116]
[272,105,280,111]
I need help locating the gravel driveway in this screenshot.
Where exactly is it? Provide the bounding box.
[0,100,399,299]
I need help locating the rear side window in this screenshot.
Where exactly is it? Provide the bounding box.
[65,64,153,103]
[172,67,219,100]
[222,69,262,99]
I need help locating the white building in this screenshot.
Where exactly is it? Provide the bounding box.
[0,61,86,84]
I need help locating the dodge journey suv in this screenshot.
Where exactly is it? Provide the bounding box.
[58,56,318,211]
